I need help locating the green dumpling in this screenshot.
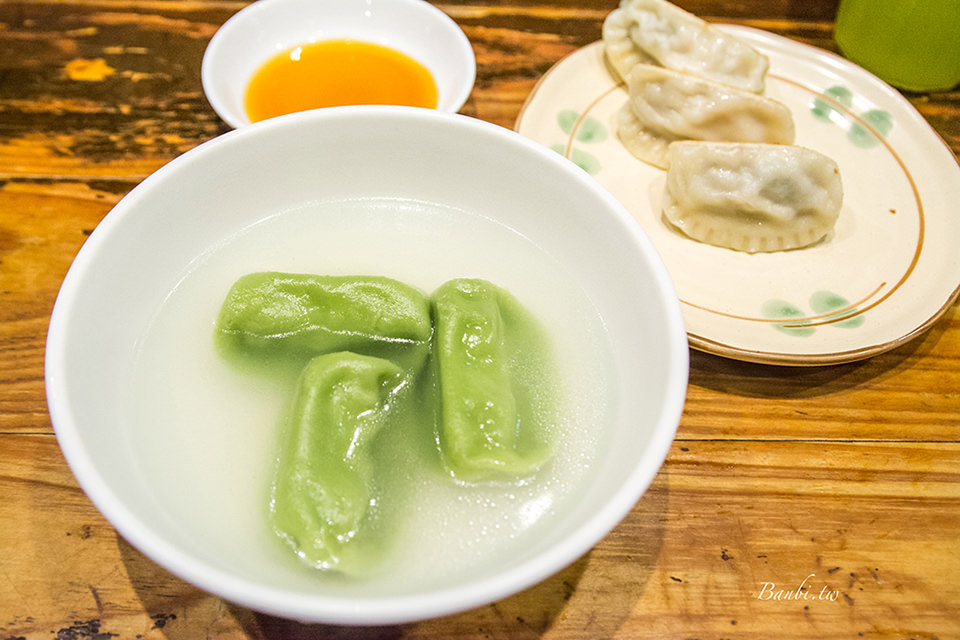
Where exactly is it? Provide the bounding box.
[215,273,432,364]
[431,279,554,482]
[270,351,406,572]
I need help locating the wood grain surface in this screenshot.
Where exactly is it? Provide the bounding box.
[2,0,958,638]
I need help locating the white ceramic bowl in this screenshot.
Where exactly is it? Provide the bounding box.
[201,0,476,128]
[45,107,688,625]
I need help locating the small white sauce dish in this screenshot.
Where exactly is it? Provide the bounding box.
[201,0,476,128]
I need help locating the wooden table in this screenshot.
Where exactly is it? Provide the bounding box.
[2,1,958,637]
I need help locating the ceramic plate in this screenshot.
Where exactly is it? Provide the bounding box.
[516,26,960,365]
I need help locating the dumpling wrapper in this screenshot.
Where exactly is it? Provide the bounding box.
[215,272,432,369]
[662,141,844,253]
[431,279,554,483]
[617,63,795,169]
[271,351,407,572]
[603,0,769,93]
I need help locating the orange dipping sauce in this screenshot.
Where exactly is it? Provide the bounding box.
[244,39,439,122]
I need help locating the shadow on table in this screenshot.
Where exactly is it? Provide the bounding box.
[120,471,670,639]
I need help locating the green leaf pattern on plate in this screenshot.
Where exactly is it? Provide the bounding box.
[762,300,816,337]
[557,109,579,134]
[551,144,603,174]
[810,290,865,329]
[763,290,865,337]
[811,85,893,149]
[553,109,606,174]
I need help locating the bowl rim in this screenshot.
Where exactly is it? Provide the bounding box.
[201,0,477,128]
[45,106,688,625]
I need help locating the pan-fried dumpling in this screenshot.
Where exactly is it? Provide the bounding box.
[662,141,844,253]
[602,5,657,77]
[617,64,795,168]
[603,0,769,93]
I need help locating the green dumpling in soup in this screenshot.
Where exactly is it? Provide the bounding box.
[431,278,557,483]
[270,351,407,572]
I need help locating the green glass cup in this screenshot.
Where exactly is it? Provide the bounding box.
[834,0,960,92]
